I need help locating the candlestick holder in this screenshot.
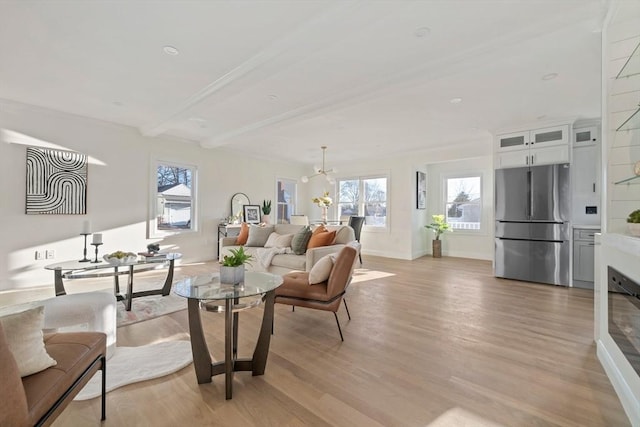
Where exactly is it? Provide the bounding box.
[91,243,103,263]
[79,233,91,262]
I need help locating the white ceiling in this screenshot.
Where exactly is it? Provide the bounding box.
[0,0,605,165]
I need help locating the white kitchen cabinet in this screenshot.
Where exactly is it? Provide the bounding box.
[573,228,599,289]
[495,124,570,168]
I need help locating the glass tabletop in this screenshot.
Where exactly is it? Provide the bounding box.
[174,272,283,301]
[44,253,182,271]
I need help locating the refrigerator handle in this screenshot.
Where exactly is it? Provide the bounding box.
[527,170,532,219]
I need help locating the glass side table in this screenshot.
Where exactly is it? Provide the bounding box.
[173,272,283,399]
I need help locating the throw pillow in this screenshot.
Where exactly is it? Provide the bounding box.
[291,226,312,255]
[235,223,249,245]
[308,254,335,284]
[0,305,57,377]
[245,224,275,247]
[307,230,336,249]
[312,224,328,235]
[264,232,294,248]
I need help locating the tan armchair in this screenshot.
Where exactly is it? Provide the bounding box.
[274,245,358,341]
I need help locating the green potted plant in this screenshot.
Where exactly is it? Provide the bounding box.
[627,209,640,236]
[425,214,451,258]
[220,247,253,284]
[262,200,272,223]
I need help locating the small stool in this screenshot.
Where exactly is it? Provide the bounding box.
[41,291,117,359]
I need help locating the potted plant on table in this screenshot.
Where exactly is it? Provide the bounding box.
[627,209,640,236]
[262,200,272,223]
[425,214,451,258]
[220,247,253,284]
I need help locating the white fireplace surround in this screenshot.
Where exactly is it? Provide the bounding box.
[594,233,640,426]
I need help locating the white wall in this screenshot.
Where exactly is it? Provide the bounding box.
[605,3,640,233]
[0,99,495,291]
[0,100,305,290]
[426,155,495,261]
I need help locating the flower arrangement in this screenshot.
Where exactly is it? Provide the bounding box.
[312,191,333,207]
[425,214,452,240]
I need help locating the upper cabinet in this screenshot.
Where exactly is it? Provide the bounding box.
[495,124,570,168]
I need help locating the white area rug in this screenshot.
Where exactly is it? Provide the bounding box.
[74,340,193,400]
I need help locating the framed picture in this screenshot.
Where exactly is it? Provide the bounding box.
[243,204,261,224]
[416,171,426,209]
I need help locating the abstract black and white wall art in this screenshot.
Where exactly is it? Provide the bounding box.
[26,147,88,214]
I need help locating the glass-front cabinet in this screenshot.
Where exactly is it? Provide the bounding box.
[495,124,570,168]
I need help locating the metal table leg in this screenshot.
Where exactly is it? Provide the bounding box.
[225,298,234,399]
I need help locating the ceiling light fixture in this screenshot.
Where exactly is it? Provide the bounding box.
[449,97,463,104]
[414,27,431,38]
[163,45,179,56]
[542,73,558,81]
[301,146,337,184]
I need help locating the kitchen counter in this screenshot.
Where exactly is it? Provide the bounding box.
[594,233,640,426]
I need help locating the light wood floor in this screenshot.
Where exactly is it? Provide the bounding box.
[45,255,628,427]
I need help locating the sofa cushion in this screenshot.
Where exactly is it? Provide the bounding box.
[309,254,335,284]
[308,230,336,249]
[271,254,307,271]
[235,222,249,245]
[245,225,275,247]
[264,232,293,248]
[291,226,312,255]
[0,306,57,377]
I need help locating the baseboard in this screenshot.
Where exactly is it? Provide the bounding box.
[596,339,639,426]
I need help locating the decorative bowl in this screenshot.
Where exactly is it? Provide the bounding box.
[103,252,138,265]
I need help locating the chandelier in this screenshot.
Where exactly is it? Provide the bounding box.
[301,146,336,184]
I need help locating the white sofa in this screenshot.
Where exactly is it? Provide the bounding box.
[219,224,356,275]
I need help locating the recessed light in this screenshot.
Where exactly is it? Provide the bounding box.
[537,115,547,120]
[449,97,463,104]
[163,45,179,56]
[268,94,278,101]
[414,27,431,38]
[112,101,123,107]
[542,73,558,81]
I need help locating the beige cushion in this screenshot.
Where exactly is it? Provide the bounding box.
[308,254,335,284]
[245,225,275,247]
[0,306,57,377]
[264,232,293,248]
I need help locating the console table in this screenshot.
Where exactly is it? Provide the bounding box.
[174,272,283,399]
[216,224,241,258]
[45,253,182,311]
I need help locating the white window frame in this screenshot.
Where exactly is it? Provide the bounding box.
[149,159,198,238]
[337,174,389,231]
[442,172,483,234]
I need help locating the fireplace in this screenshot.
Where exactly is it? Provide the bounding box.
[608,266,640,376]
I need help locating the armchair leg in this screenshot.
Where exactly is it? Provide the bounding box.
[101,355,106,421]
[333,312,344,341]
[343,299,351,320]
[359,253,362,265]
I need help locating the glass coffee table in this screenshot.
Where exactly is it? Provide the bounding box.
[44,253,182,311]
[173,272,283,399]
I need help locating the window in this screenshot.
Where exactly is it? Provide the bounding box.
[337,175,388,228]
[276,178,297,224]
[444,175,481,231]
[152,161,197,236]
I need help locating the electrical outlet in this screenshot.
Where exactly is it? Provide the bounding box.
[46,249,55,259]
[35,250,43,260]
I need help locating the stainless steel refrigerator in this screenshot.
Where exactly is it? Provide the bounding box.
[495,163,571,285]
